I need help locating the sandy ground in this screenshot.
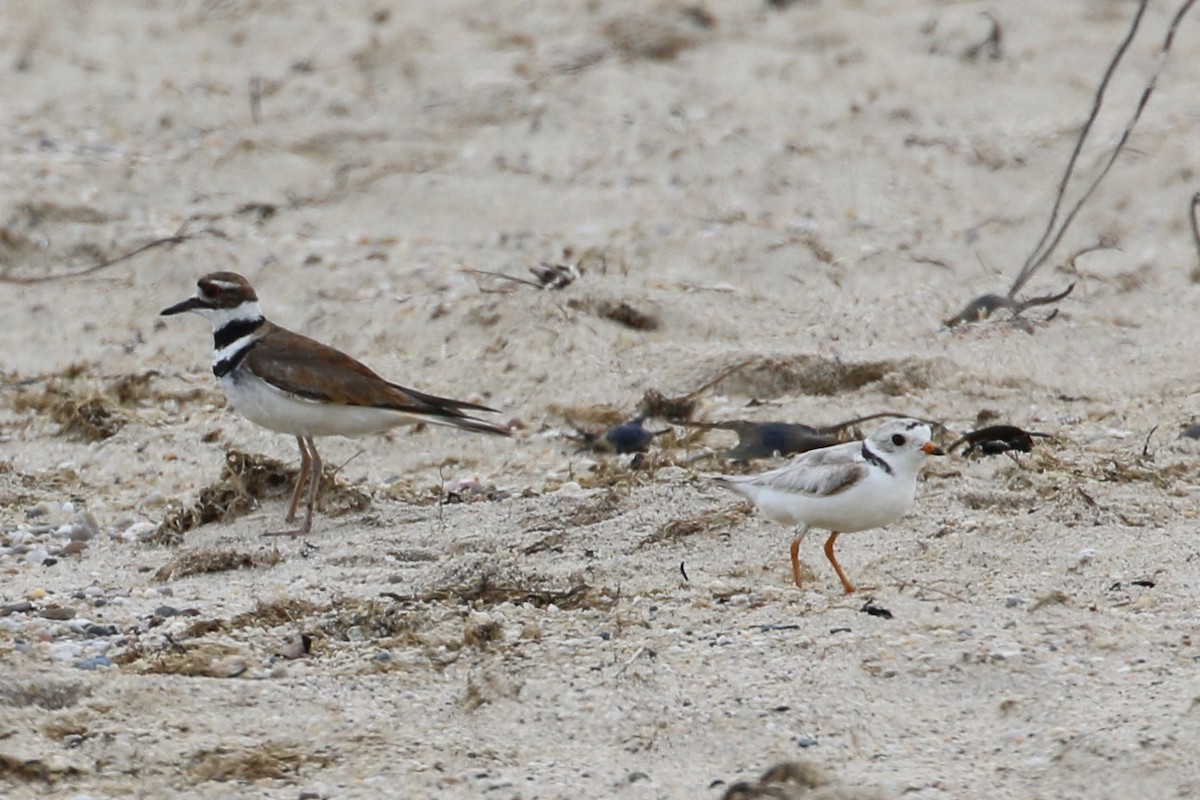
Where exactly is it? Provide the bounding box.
[3,0,1200,798]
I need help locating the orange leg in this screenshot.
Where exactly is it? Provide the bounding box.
[789,526,809,589]
[823,532,856,595]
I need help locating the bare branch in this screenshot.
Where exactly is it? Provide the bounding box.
[1008,0,1149,297]
[0,222,222,285]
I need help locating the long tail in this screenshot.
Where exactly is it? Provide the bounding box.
[393,384,511,437]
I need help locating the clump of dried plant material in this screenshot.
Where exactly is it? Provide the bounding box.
[0,678,89,710]
[8,380,124,441]
[189,741,334,783]
[709,354,934,399]
[639,504,750,549]
[230,597,322,630]
[5,367,219,442]
[558,487,625,526]
[637,388,697,421]
[0,752,83,784]
[719,759,889,800]
[404,570,618,612]
[153,547,282,582]
[154,450,370,542]
[593,299,660,330]
[140,641,248,678]
[602,6,710,61]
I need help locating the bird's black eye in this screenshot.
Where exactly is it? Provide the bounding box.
[202,283,221,298]
[891,434,906,446]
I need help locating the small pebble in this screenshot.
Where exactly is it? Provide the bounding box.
[75,655,115,671]
[141,491,168,507]
[796,736,819,748]
[40,607,77,621]
[71,512,100,541]
[26,546,51,566]
[85,624,118,637]
[25,587,49,601]
[0,601,34,616]
[154,605,179,618]
[62,541,88,557]
[1005,597,1022,608]
[47,642,83,661]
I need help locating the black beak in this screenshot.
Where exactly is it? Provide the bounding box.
[161,297,206,316]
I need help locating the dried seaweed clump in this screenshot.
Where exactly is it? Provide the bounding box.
[415,571,618,612]
[154,450,370,541]
[8,380,124,441]
[706,354,935,399]
[153,547,282,582]
[639,504,750,549]
[190,741,334,783]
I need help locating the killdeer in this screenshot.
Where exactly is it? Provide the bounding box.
[713,419,943,594]
[161,272,509,536]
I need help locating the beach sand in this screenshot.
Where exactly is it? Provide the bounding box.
[2,1,1200,798]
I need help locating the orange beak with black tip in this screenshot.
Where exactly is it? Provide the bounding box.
[922,441,945,456]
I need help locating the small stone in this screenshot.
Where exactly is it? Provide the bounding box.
[75,655,115,671]
[25,546,51,566]
[154,605,179,618]
[40,607,77,621]
[62,541,88,557]
[1005,597,1022,608]
[71,512,100,541]
[25,504,51,519]
[24,588,49,601]
[141,492,168,508]
[796,736,819,748]
[156,586,174,597]
[83,585,104,598]
[47,642,83,661]
[345,625,367,642]
[84,624,118,637]
[0,601,34,616]
[374,650,393,662]
[111,515,137,533]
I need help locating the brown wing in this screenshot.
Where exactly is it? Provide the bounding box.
[245,324,508,435]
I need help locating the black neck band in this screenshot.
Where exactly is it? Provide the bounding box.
[861,441,893,476]
[213,317,263,351]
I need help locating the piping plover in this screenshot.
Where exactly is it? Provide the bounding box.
[161,272,509,536]
[713,418,942,594]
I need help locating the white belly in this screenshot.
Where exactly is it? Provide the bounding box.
[745,474,916,533]
[219,371,423,438]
